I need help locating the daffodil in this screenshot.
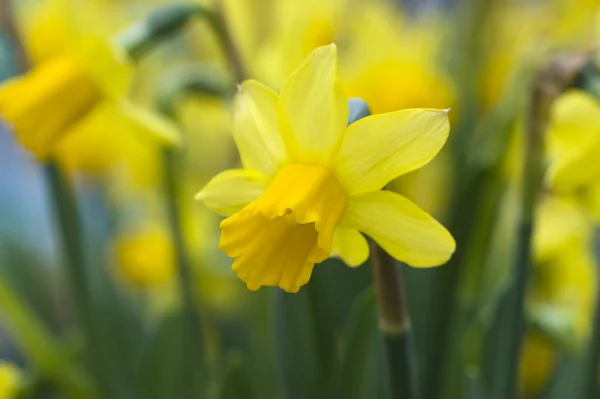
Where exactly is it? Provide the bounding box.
[196,44,455,293]
[0,0,179,168]
[519,331,556,398]
[546,90,600,192]
[531,195,597,344]
[340,2,454,114]
[114,224,175,287]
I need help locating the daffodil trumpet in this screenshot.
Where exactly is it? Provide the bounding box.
[196,44,455,293]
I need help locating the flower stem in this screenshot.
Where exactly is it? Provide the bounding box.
[161,147,206,394]
[43,160,94,342]
[205,0,249,82]
[370,241,419,399]
[0,0,30,71]
[495,52,591,399]
[119,2,248,82]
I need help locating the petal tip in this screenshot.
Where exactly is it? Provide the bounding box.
[194,190,206,201]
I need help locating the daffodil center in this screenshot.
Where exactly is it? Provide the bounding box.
[219,164,347,292]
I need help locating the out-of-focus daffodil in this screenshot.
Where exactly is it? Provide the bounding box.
[0,362,21,399]
[340,2,453,114]
[532,195,596,344]
[479,2,549,109]
[196,44,455,293]
[547,90,600,193]
[519,194,596,397]
[519,331,557,398]
[114,224,175,287]
[254,0,343,87]
[0,0,179,174]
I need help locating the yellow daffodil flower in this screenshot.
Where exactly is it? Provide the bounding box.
[0,362,21,399]
[115,225,175,287]
[532,195,597,343]
[546,90,600,192]
[519,331,556,398]
[340,2,453,114]
[196,44,455,292]
[0,0,179,165]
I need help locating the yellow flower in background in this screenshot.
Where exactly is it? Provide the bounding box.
[479,2,549,109]
[254,0,344,87]
[340,2,454,114]
[0,362,21,399]
[519,331,557,398]
[115,225,175,287]
[0,0,179,165]
[196,44,455,293]
[546,90,600,193]
[532,195,597,343]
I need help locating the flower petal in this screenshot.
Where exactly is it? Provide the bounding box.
[341,191,455,267]
[334,109,450,195]
[233,80,287,176]
[195,169,270,217]
[117,100,182,147]
[278,44,348,164]
[547,136,600,192]
[330,226,369,267]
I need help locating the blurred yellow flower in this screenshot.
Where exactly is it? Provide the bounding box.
[547,90,600,192]
[0,0,179,168]
[519,331,556,398]
[532,195,596,343]
[115,225,175,287]
[340,3,453,114]
[196,44,455,292]
[0,362,21,399]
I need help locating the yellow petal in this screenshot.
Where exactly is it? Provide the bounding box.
[233,80,287,176]
[78,38,132,101]
[118,100,182,147]
[278,44,348,164]
[547,136,600,192]
[341,190,455,267]
[196,169,271,217]
[331,227,369,267]
[533,195,591,264]
[55,100,162,186]
[334,108,450,195]
[15,0,72,63]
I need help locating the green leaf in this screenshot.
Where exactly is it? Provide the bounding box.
[0,276,97,399]
[274,258,372,399]
[274,287,326,399]
[217,350,254,399]
[337,286,386,399]
[136,310,193,399]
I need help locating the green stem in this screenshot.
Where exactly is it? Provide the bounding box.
[120,2,248,82]
[43,160,94,342]
[370,242,419,399]
[162,147,206,394]
[205,1,249,82]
